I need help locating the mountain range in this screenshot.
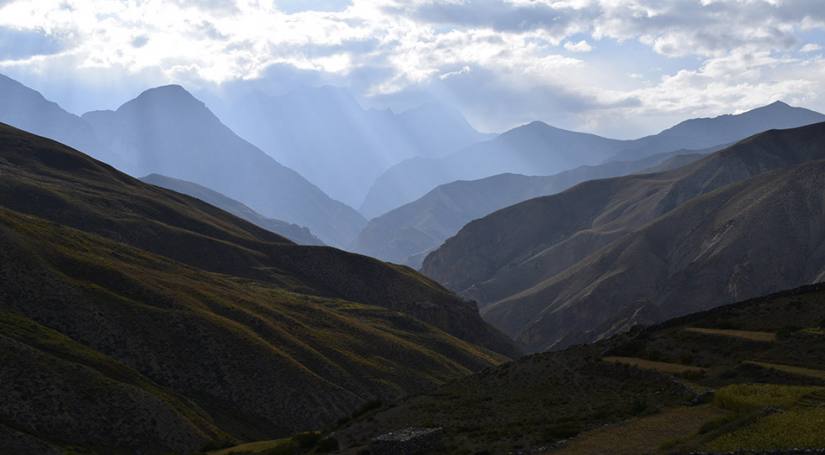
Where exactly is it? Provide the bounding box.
[0,75,370,247]
[82,85,368,247]
[209,87,491,208]
[0,123,515,453]
[362,101,825,219]
[352,148,714,267]
[423,121,825,352]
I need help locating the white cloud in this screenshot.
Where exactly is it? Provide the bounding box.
[801,43,823,52]
[564,40,592,52]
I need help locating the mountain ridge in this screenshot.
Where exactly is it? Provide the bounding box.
[82,84,367,247]
[363,101,825,218]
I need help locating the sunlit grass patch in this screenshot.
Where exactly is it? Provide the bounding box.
[684,327,776,342]
[705,407,825,451]
[713,383,822,412]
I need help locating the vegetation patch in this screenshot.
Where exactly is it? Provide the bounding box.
[705,407,825,451]
[684,327,776,342]
[713,384,821,412]
[602,356,705,376]
[744,361,825,381]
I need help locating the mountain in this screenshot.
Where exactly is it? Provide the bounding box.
[0,73,99,153]
[0,123,516,453]
[423,122,825,352]
[333,282,825,453]
[82,85,366,247]
[352,149,710,267]
[140,173,324,245]
[210,87,490,208]
[614,101,825,161]
[362,102,825,218]
[360,121,629,218]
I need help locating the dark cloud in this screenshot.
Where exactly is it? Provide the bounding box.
[391,0,594,34]
[131,35,149,48]
[0,27,68,60]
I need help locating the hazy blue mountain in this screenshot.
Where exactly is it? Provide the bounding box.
[361,122,629,218]
[422,121,825,352]
[0,73,99,154]
[209,86,490,208]
[352,149,711,267]
[611,101,825,161]
[83,85,366,247]
[364,102,825,218]
[141,174,324,245]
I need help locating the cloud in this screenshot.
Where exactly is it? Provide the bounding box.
[276,0,352,14]
[391,0,590,34]
[0,26,68,60]
[801,43,823,52]
[0,0,824,136]
[564,39,592,52]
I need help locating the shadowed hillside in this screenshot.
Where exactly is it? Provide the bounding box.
[423,122,825,352]
[0,123,516,454]
[141,173,323,246]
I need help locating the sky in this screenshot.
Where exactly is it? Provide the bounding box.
[0,0,824,138]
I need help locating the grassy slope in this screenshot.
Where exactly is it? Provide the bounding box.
[0,206,504,453]
[0,124,514,453]
[335,282,825,454]
[0,123,517,358]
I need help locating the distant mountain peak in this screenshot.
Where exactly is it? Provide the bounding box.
[117,84,214,120]
[130,84,202,107]
[766,100,790,108]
